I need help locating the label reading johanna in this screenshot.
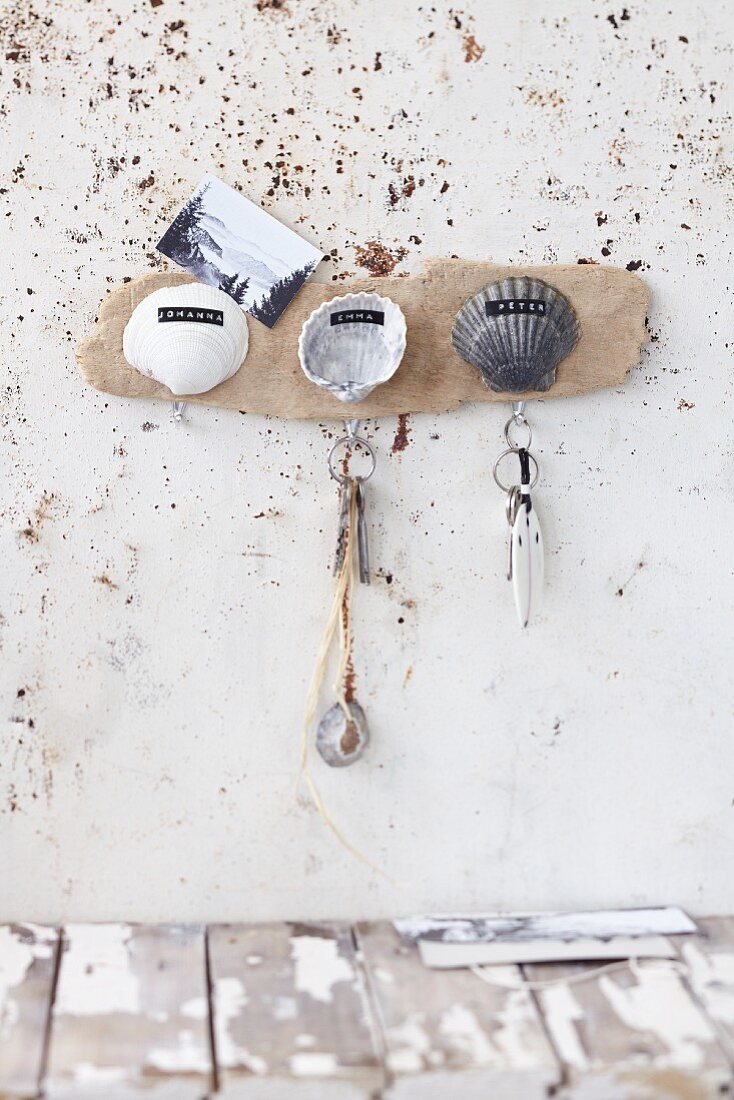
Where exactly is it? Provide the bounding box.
[330,309,385,327]
[486,299,547,317]
[158,307,224,326]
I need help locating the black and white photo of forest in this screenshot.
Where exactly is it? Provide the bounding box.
[157,174,323,328]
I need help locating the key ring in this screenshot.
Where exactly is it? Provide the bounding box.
[328,435,376,484]
[504,414,532,451]
[493,448,539,493]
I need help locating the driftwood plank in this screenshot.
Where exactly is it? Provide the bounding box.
[526,955,733,1099]
[0,924,59,1100]
[677,916,734,1067]
[44,924,211,1099]
[208,922,383,1099]
[355,921,559,1100]
[75,261,649,419]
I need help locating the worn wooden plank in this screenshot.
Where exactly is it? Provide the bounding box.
[0,924,59,1100]
[355,921,560,1100]
[44,924,211,1099]
[676,916,734,1067]
[526,954,733,1099]
[208,922,383,1099]
[75,261,649,419]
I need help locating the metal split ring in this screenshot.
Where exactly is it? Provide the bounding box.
[328,434,376,484]
[505,485,522,526]
[493,448,539,493]
[504,414,533,451]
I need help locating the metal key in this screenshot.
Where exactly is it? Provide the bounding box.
[333,479,352,575]
[355,480,370,585]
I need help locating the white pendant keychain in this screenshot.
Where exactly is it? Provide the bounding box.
[495,402,544,627]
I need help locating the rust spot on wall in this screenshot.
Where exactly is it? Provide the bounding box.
[341,592,356,705]
[19,492,57,544]
[354,241,407,276]
[340,718,359,756]
[94,572,119,589]
[462,34,485,63]
[255,0,290,12]
[525,88,565,109]
[392,414,412,453]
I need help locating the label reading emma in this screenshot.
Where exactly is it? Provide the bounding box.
[330,310,385,326]
[158,307,224,326]
[486,299,547,317]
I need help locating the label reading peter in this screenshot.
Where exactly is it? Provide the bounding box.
[486,299,547,317]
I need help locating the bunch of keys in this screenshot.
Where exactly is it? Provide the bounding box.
[328,419,374,586]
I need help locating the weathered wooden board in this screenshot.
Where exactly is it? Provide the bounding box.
[208,922,383,1099]
[677,916,734,1067]
[0,924,59,1100]
[43,924,211,1099]
[355,921,560,1100]
[525,955,733,1099]
[76,262,649,420]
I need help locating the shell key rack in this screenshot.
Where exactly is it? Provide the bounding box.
[76,258,649,867]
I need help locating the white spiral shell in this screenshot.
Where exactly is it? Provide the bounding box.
[298,292,407,404]
[123,283,249,396]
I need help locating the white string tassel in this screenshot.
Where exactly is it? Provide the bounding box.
[298,479,392,881]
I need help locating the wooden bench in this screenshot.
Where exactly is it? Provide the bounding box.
[1,918,733,1098]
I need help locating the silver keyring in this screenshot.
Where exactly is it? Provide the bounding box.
[493,448,539,493]
[504,415,532,451]
[328,435,376,484]
[505,485,522,526]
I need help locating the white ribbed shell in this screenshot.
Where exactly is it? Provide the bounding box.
[298,292,406,404]
[452,276,580,393]
[123,283,248,396]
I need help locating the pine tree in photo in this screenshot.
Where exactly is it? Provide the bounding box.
[250,261,317,327]
[232,276,250,305]
[157,180,211,262]
[217,271,240,297]
[217,272,250,305]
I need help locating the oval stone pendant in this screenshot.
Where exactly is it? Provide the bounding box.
[316,701,369,767]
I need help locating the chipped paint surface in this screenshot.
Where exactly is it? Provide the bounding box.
[598,968,714,1067]
[291,934,354,1003]
[207,923,382,1091]
[1,0,733,922]
[683,940,734,1026]
[54,925,140,1017]
[537,983,590,1070]
[46,924,211,1095]
[0,927,40,1018]
[213,975,253,1069]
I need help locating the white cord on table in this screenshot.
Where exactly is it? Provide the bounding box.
[470,957,689,991]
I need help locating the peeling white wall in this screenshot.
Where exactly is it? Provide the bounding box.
[1,0,732,921]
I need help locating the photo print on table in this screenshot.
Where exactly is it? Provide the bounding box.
[157,173,324,328]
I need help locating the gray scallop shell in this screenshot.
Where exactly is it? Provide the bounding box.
[451,277,580,394]
[298,292,406,404]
